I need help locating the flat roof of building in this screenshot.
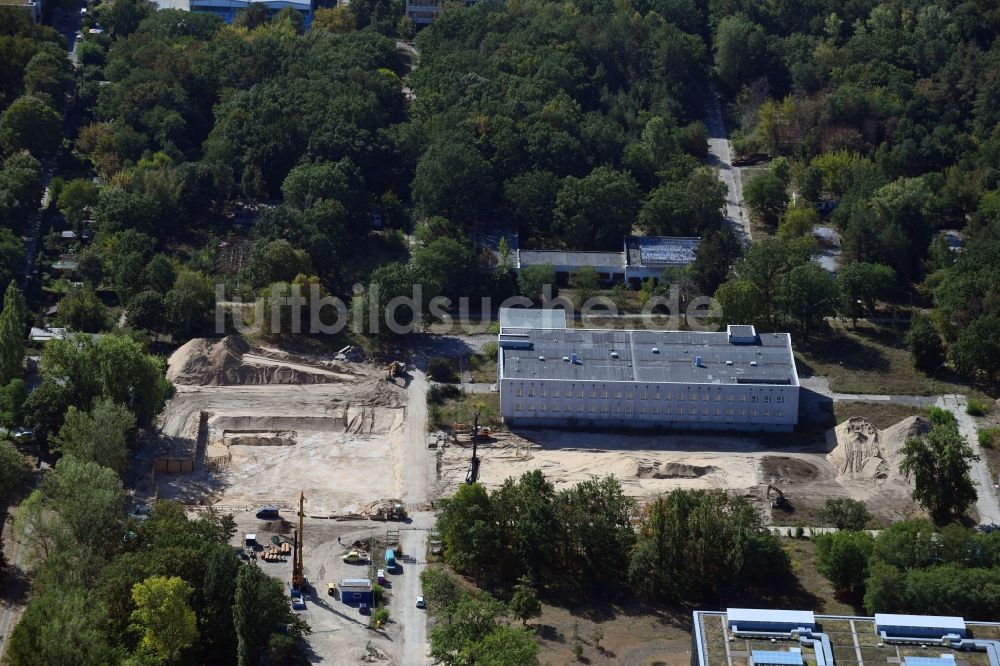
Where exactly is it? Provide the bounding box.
[518,250,624,269]
[903,657,956,666]
[500,328,797,386]
[694,611,1000,666]
[341,578,372,589]
[728,608,815,627]
[499,307,567,331]
[626,236,700,267]
[875,614,966,631]
[751,651,803,665]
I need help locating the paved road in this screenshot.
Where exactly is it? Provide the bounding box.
[937,394,1000,526]
[397,369,432,664]
[705,88,751,247]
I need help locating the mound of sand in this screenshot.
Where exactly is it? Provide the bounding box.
[637,461,715,479]
[167,336,351,386]
[829,415,931,482]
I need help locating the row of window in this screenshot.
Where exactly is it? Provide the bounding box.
[512,403,784,418]
[513,387,784,403]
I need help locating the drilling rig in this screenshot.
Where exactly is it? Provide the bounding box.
[290,492,306,609]
[465,411,480,484]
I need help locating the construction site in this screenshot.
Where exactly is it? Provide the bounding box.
[135,336,427,664]
[136,333,942,663]
[435,412,932,523]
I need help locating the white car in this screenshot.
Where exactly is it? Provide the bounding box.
[415,596,426,609]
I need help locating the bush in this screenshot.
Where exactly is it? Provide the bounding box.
[372,583,385,604]
[427,357,458,383]
[481,341,498,362]
[979,429,997,449]
[373,607,389,626]
[427,384,461,405]
[820,498,871,530]
[927,406,958,432]
[966,398,989,417]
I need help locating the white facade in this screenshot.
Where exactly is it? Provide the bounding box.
[498,322,800,433]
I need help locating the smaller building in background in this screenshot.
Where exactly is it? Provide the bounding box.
[513,236,700,287]
[151,0,314,26]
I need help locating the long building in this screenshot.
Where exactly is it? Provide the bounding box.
[497,311,800,432]
[151,0,313,25]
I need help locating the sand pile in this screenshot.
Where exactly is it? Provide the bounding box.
[636,461,715,479]
[167,336,350,386]
[829,416,930,482]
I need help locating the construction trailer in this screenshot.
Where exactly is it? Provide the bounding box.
[340,578,373,606]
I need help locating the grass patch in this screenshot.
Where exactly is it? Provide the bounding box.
[832,402,928,429]
[795,321,978,396]
[967,398,991,416]
[980,428,998,449]
[782,538,864,615]
[467,351,497,384]
[428,390,501,431]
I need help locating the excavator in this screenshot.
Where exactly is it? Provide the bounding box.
[386,361,405,384]
[767,484,790,510]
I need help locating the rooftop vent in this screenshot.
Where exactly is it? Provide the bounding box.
[611,351,619,359]
[750,361,758,367]
[726,360,733,366]
[562,356,569,362]
[695,356,703,367]
[538,356,545,361]
[652,347,660,354]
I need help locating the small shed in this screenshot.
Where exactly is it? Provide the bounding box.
[340,578,372,605]
[875,614,966,639]
[750,650,803,666]
[244,533,257,548]
[727,608,816,633]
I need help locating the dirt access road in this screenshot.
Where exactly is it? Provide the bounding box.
[705,88,751,247]
[398,368,432,665]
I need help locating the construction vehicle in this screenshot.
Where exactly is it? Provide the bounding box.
[767,484,790,510]
[290,492,305,606]
[386,361,405,383]
[371,503,407,521]
[465,412,481,484]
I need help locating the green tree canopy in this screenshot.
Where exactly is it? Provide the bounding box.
[130,576,199,663]
[900,424,979,524]
[554,167,639,250]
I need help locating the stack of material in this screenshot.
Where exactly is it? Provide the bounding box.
[261,542,292,562]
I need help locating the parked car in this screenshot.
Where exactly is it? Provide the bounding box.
[377,569,385,584]
[416,596,426,609]
[327,583,336,596]
[359,602,369,615]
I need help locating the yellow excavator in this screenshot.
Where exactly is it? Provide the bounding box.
[767,484,790,510]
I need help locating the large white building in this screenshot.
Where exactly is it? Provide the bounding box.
[497,311,799,432]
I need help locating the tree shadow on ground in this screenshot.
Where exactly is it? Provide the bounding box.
[798,330,890,373]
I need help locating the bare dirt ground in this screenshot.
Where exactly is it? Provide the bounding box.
[140,337,430,665]
[436,419,926,525]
